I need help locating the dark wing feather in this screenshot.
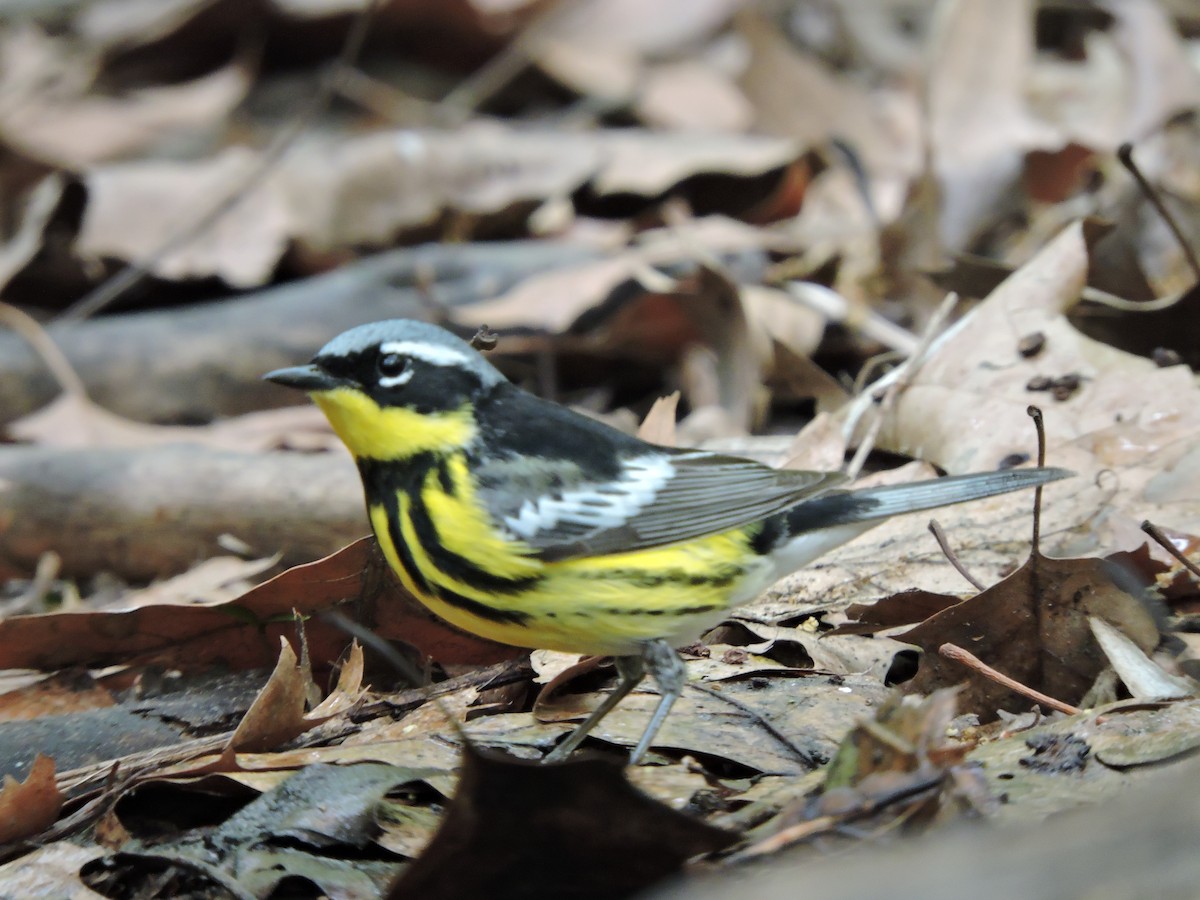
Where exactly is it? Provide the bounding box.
[474,447,846,561]
[469,384,845,560]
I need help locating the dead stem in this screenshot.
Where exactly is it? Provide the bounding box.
[939,642,1079,716]
[1140,520,1200,579]
[928,519,986,591]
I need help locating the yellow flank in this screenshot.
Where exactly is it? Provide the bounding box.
[375,474,765,655]
[515,531,762,655]
[420,456,542,580]
[313,388,475,459]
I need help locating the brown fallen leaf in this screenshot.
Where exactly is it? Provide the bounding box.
[112,556,279,610]
[635,59,752,132]
[525,669,888,774]
[0,753,63,843]
[1089,701,1200,768]
[469,256,771,434]
[308,641,367,719]
[824,689,976,791]
[876,219,1200,554]
[736,5,910,204]
[832,589,964,636]
[388,744,735,900]
[897,543,1161,718]
[80,147,290,287]
[525,0,747,131]
[224,637,363,756]
[278,126,802,257]
[0,538,519,673]
[456,217,790,333]
[227,639,313,754]
[1045,1,1200,150]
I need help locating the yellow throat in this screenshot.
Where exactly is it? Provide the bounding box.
[311,387,476,460]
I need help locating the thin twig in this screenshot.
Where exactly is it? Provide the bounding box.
[852,349,905,396]
[333,66,435,123]
[0,302,88,396]
[1080,285,1185,312]
[786,281,919,355]
[351,656,534,721]
[844,292,958,480]
[57,0,383,322]
[927,518,986,591]
[939,643,1080,715]
[1,551,61,618]
[687,681,819,767]
[1027,406,1046,552]
[1141,520,1200,580]
[735,771,944,859]
[319,608,427,688]
[1118,142,1200,281]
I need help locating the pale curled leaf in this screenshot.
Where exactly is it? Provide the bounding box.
[1089,616,1195,701]
[637,392,680,446]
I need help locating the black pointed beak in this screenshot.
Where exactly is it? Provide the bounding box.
[263,363,339,391]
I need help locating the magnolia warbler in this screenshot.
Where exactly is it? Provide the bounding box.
[266,319,1067,764]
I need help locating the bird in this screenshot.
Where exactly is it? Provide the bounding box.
[265,319,1068,765]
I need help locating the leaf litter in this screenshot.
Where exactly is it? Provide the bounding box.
[1,2,1200,898]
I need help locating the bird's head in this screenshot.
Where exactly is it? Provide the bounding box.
[265,319,505,460]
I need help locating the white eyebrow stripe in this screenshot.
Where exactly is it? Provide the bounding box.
[380,340,471,368]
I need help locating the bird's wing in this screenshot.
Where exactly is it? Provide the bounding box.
[474,447,846,561]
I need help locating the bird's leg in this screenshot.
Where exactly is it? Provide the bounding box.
[543,654,645,763]
[628,639,685,765]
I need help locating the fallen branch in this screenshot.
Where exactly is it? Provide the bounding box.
[0,444,364,581]
[0,240,599,425]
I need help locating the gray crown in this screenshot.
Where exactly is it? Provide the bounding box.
[318,319,507,388]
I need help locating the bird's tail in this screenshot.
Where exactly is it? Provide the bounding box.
[765,467,1071,578]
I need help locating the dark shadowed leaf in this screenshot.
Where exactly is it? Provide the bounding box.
[390,744,735,900]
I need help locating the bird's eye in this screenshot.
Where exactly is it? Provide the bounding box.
[377,353,409,380]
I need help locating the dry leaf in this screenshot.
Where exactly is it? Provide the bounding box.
[877,220,1200,548]
[391,744,735,900]
[0,753,62,843]
[227,638,312,753]
[0,539,519,673]
[80,148,289,287]
[927,0,1060,248]
[637,391,680,446]
[899,547,1161,718]
[635,60,752,132]
[0,842,104,897]
[115,556,279,610]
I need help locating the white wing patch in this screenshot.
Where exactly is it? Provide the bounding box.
[503,454,675,540]
[380,340,471,368]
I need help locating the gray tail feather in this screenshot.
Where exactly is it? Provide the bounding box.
[784,467,1071,536]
